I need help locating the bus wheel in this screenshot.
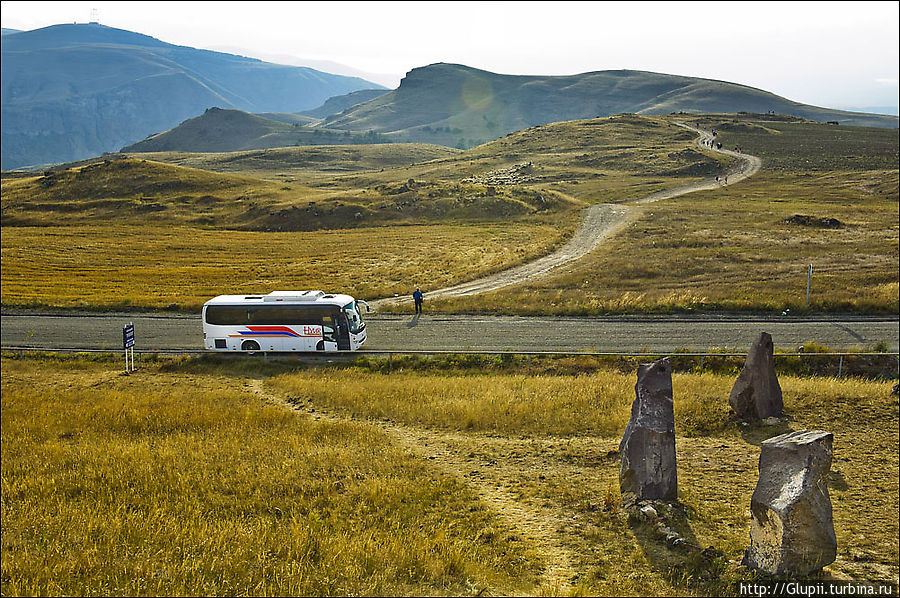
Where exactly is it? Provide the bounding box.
[241,340,261,353]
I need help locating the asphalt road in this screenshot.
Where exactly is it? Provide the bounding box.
[2,311,897,353]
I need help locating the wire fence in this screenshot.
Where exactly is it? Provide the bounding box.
[3,346,898,379]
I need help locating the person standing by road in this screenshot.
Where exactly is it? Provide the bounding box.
[413,287,424,314]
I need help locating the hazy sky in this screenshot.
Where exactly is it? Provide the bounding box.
[2,0,899,111]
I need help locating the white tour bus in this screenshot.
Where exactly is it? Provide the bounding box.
[202,291,367,352]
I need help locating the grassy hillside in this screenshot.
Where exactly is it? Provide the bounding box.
[1,114,717,311]
[693,115,900,172]
[132,143,463,179]
[430,115,899,315]
[1,151,578,232]
[141,115,720,204]
[298,89,390,119]
[323,64,898,149]
[3,114,896,314]
[122,108,392,153]
[4,114,707,229]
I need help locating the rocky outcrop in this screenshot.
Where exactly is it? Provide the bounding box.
[743,430,837,576]
[730,332,783,421]
[462,162,534,185]
[619,358,677,505]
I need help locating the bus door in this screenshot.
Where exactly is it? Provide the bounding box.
[319,315,339,351]
[336,313,351,350]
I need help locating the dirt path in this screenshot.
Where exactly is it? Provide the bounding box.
[371,124,761,310]
[247,378,580,594]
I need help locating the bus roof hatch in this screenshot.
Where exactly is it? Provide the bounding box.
[263,290,325,302]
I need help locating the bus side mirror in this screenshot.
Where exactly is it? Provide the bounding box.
[359,300,370,313]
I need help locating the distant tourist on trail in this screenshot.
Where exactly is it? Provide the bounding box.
[413,287,424,314]
[724,175,728,185]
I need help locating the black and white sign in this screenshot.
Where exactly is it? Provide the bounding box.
[123,323,135,349]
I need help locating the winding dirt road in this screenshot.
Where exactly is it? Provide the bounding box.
[372,124,761,310]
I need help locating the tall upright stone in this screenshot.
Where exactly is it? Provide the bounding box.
[730,332,783,421]
[619,358,677,505]
[743,430,837,576]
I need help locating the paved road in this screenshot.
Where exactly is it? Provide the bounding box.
[2,311,897,353]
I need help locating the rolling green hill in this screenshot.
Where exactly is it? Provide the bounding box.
[122,108,390,153]
[324,63,899,148]
[129,143,462,178]
[0,23,384,170]
[2,114,718,232]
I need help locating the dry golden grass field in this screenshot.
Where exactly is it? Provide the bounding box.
[2,116,724,312]
[431,169,899,315]
[424,115,899,315]
[0,222,565,311]
[2,353,897,596]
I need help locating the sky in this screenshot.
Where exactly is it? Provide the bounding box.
[2,0,899,113]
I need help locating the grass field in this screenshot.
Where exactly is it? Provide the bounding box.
[0,356,540,596]
[0,222,566,310]
[430,169,899,314]
[2,354,896,595]
[694,115,900,173]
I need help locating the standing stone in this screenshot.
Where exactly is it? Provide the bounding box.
[730,332,783,421]
[743,430,837,576]
[619,358,677,505]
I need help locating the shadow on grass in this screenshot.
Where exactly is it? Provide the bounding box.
[737,417,795,447]
[627,501,733,593]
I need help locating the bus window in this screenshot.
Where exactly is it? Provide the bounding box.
[343,302,364,333]
[322,316,337,342]
[205,306,249,325]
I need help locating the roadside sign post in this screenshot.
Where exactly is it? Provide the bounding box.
[806,264,812,305]
[123,322,135,373]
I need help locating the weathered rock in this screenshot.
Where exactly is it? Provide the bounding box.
[743,430,837,576]
[619,358,677,505]
[639,505,659,519]
[730,332,783,421]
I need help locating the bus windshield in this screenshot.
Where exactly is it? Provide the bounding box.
[343,301,364,334]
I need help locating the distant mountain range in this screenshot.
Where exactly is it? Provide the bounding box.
[0,23,384,169]
[125,62,899,157]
